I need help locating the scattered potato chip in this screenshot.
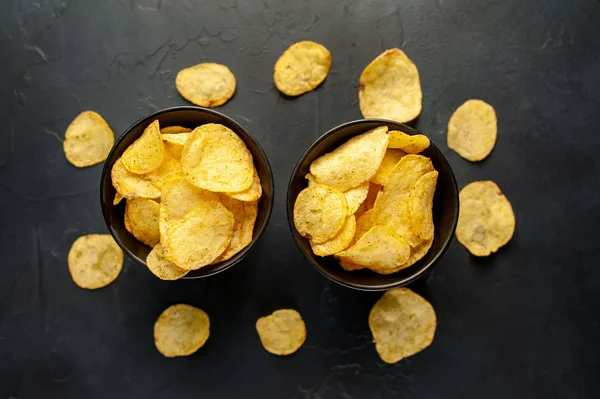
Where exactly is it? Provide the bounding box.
[343,182,369,214]
[359,48,422,123]
[213,196,258,263]
[409,171,438,241]
[293,184,348,244]
[154,304,210,357]
[273,41,331,96]
[310,126,389,191]
[353,209,375,244]
[111,158,160,199]
[371,149,406,185]
[225,168,262,202]
[310,215,356,256]
[456,181,515,256]
[63,111,114,168]
[447,99,497,161]
[161,132,191,159]
[256,309,306,356]
[160,126,192,134]
[68,234,123,289]
[176,63,236,107]
[146,244,188,280]
[124,198,161,247]
[388,131,430,154]
[142,151,182,190]
[113,193,124,205]
[181,124,254,193]
[369,288,436,364]
[121,120,165,174]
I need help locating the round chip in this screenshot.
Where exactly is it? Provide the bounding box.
[310,215,356,257]
[176,63,236,107]
[213,196,258,263]
[256,309,306,356]
[447,99,497,161]
[111,158,161,199]
[122,120,165,174]
[225,168,262,202]
[154,304,210,357]
[359,48,422,123]
[146,244,188,280]
[293,184,348,244]
[456,181,515,256]
[68,234,123,290]
[369,288,436,364]
[124,198,160,247]
[63,111,114,168]
[273,41,331,96]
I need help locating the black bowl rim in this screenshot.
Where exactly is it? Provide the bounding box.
[100,105,275,279]
[286,118,459,291]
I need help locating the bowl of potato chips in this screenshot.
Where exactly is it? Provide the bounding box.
[100,106,274,279]
[287,119,458,291]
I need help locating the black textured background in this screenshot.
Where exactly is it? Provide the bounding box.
[1,0,599,398]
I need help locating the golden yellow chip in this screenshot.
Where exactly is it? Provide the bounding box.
[293,184,348,244]
[388,131,430,154]
[160,126,192,134]
[371,148,406,185]
[456,181,515,256]
[176,63,236,107]
[342,182,369,215]
[122,120,165,174]
[359,48,422,123]
[146,244,188,280]
[256,309,306,356]
[355,183,381,218]
[273,41,331,96]
[336,257,364,271]
[154,304,210,358]
[402,238,433,269]
[161,132,190,159]
[163,201,234,270]
[141,151,182,190]
[309,126,389,191]
[447,99,497,161]
[68,234,123,290]
[409,171,438,242]
[305,173,317,185]
[369,288,436,364]
[113,193,124,205]
[353,208,375,245]
[310,215,356,257]
[213,196,258,263]
[124,198,161,247]
[63,111,114,168]
[225,168,262,202]
[181,124,254,193]
[111,158,161,199]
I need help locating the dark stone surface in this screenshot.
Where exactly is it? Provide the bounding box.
[0,0,598,397]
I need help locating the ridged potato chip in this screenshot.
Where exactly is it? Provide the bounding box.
[161,132,191,159]
[256,309,306,356]
[176,63,236,107]
[68,234,123,289]
[64,111,114,168]
[310,215,356,257]
[310,126,389,191]
[409,171,438,241]
[293,184,348,244]
[181,124,254,193]
[124,198,161,247]
[225,168,262,202]
[141,151,182,190]
[213,196,258,263]
[456,181,515,256]
[388,131,430,154]
[447,99,497,161]
[122,120,165,174]
[160,126,192,134]
[154,304,210,357]
[111,158,160,199]
[146,244,188,280]
[359,48,422,123]
[274,41,331,96]
[371,148,406,185]
[369,288,436,364]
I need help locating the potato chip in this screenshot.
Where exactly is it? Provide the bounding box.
[141,151,182,190]
[369,288,436,364]
[456,181,515,256]
[256,309,306,356]
[176,63,236,107]
[310,215,356,257]
[161,132,191,159]
[305,173,317,185]
[371,149,406,185]
[336,257,364,271]
[293,184,348,244]
[63,111,114,168]
[163,201,234,270]
[409,171,438,241]
[160,126,192,134]
[146,244,188,280]
[154,304,210,357]
[353,208,375,244]
[213,196,258,263]
[111,158,160,199]
[447,99,497,161]
[225,168,262,202]
[309,126,389,192]
[342,182,369,215]
[355,183,381,218]
[402,238,433,269]
[273,41,331,96]
[68,234,123,290]
[359,48,422,123]
[181,124,254,193]
[113,193,124,205]
[388,131,430,154]
[121,120,165,174]
[124,198,161,247]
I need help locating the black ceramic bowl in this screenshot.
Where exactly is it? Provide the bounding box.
[100,106,274,279]
[287,119,458,291]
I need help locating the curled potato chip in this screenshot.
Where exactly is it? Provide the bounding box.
[63,111,114,168]
[293,184,348,244]
[310,126,389,191]
[181,124,254,193]
[142,151,182,190]
[154,304,210,357]
[256,309,306,356]
[353,208,375,245]
[160,126,192,134]
[371,149,406,185]
[388,131,430,154]
[310,215,356,256]
[342,182,369,215]
[305,173,317,185]
[359,48,422,123]
[336,257,365,271]
[355,183,381,218]
[176,63,236,107]
[369,288,436,364]
[68,234,123,289]
[146,244,188,280]
[213,196,258,263]
[274,41,331,96]
[124,198,161,247]
[448,99,497,162]
[122,120,165,174]
[225,168,262,202]
[161,132,190,159]
[456,181,515,256]
[409,171,438,241]
[113,193,124,205]
[111,158,160,199]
